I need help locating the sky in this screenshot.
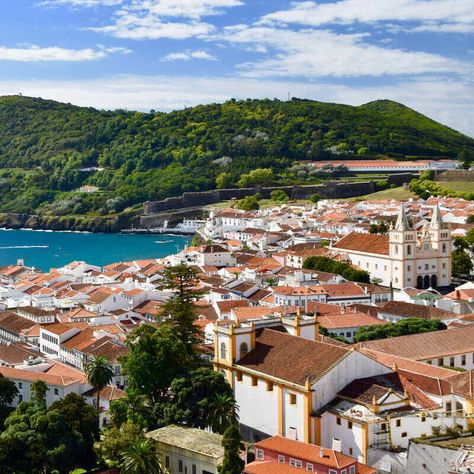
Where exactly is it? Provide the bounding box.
[0,0,473,136]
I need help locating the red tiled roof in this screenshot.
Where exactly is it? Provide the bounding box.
[332,232,389,256]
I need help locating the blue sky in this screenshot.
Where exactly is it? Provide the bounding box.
[0,0,473,136]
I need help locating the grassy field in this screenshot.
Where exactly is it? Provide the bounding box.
[343,186,417,201]
[435,181,474,193]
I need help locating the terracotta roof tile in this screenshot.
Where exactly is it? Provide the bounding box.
[332,232,389,256]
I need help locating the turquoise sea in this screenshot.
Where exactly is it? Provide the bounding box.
[0,229,190,270]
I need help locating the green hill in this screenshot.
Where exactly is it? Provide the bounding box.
[0,95,473,216]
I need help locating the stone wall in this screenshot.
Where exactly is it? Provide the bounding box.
[405,441,457,474]
[143,181,376,215]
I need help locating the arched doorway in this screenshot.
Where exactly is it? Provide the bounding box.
[431,275,437,289]
[416,276,423,289]
[423,275,430,289]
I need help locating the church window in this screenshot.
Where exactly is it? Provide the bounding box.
[442,244,447,253]
[407,245,412,255]
[220,342,227,359]
[394,245,398,254]
[240,342,249,357]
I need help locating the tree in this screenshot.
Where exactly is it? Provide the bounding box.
[458,150,473,170]
[158,263,206,353]
[215,172,233,189]
[452,249,473,277]
[122,324,192,408]
[303,256,370,283]
[50,393,99,468]
[0,374,17,424]
[85,356,114,420]
[207,394,239,435]
[218,424,244,474]
[30,380,48,407]
[236,195,260,211]
[109,389,148,429]
[270,189,289,202]
[466,214,474,224]
[237,168,274,188]
[310,193,320,204]
[120,438,162,474]
[354,318,446,343]
[165,368,234,432]
[99,421,145,468]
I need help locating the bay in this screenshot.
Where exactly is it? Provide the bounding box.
[0,229,190,270]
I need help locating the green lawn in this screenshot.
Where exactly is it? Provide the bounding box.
[435,181,474,193]
[345,186,417,201]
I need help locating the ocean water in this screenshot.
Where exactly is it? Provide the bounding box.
[0,229,191,270]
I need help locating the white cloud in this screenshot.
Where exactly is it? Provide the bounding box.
[161,50,217,61]
[0,45,130,61]
[40,0,123,6]
[1,74,473,136]
[220,25,468,78]
[262,0,474,33]
[93,0,243,39]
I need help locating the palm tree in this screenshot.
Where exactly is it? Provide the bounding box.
[208,394,239,434]
[85,356,114,418]
[120,438,162,474]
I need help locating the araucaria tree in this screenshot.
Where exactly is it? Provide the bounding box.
[158,263,206,355]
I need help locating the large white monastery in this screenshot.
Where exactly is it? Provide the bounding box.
[330,205,452,290]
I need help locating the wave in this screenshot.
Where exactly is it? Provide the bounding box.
[0,245,49,249]
[155,240,172,244]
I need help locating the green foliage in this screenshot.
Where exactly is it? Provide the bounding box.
[452,249,473,277]
[310,193,320,204]
[236,195,260,210]
[99,421,145,468]
[0,400,96,473]
[0,374,18,429]
[410,178,474,201]
[216,172,233,189]
[354,318,446,343]
[218,424,245,474]
[375,179,389,191]
[319,326,349,344]
[165,368,235,433]
[303,256,371,283]
[270,189,289,202]
[158,263,206,353]
[458,150,474,170]
[237,168,274,188]
[369,221,390,234]
[466,215,474,224]
[420,170,434,181]
[85,356,114,420]
[0,96,472,215]
[120,438,161,474]
[122,324,193,407]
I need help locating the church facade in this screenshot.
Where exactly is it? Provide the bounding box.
[330,206,452,290]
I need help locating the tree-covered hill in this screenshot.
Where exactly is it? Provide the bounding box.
[1,95,473,216]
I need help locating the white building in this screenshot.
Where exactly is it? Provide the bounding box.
[331,206,452,290]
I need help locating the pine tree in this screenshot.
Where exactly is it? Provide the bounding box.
[218,424,244,474]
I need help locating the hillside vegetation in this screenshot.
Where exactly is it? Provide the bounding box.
[1,95,473,216]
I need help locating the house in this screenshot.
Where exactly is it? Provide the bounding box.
[0,311,39,344]
[146,425,224,474]
[376,300,457,324]
[197,244,236,267]
[247,436,377,474]
[330,206,452,290]
[214,315,389,462]
[84,288,128,314]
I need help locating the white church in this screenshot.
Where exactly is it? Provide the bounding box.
[330,205,452,290]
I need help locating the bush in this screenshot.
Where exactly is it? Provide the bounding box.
[270,190,289,202]
[310,193,320,204]
[303,256,370,283]
[236,195,260,211]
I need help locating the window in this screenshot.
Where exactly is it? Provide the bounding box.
[165,456,169,468]
[290,459,302,468]
[407,245,411,256]
[278,455,285,464]
[438,358,443,366]
[462,355,466,366]
[442,244,447,253]
[220,342,227,359]
[236,371,242,382]
[256,449,264,460]
[450,357,455,367]
[421,416,426,422]
[307,463,314,471]
[341,470,347,474]
[290,393,297,405]
[336,417,341,425]
[348,421,353,430]
[401,432,407,438]
[54,388,59,395]
[178,460,183,473]
[456,402,463,415]
[446,401,452,415]
[267,381,274,392]
[18,382,22,389]
[251,376,258,387]
[350,466,356,474]
[329,470,337,474]
[240,342,249,357]
[349,448,353,456]
[192,465,196,474]
[407,265,411,271]
[396,419,401,427]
